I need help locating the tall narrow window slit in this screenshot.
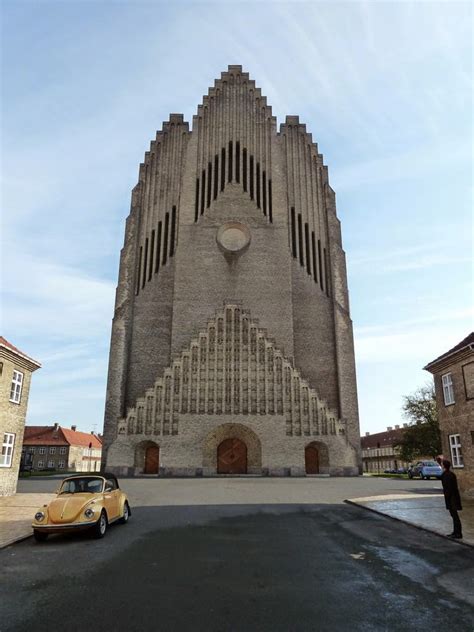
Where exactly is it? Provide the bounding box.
[290,207,297,258]
[200,170,206,214]
[298,215,304,267]
[142,238,148,288]
[214,155,218,199]
[207,162,212,208]
[136,246,143,295]
[318,239,324,290]
[250,156,254,199]
[304,223,311,275]
[268,180,273,223]
[149,230,155,281]
[155,222,162,273]
[262,171,267,216]
[170,206,177,257]
[256,163,261,208]
[163,213,169,265]
[243,149,247,192]
[194,179,199,222]
[311,231,317,283]
[324,248,330,296]
[228,141,233,182]
[221,148,226,191]
[236,142,240,184]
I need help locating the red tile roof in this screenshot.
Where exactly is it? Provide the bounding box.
[23,426,102,448]
[361,428,405,449]
[424,332,474,370]
[0,336,41,367]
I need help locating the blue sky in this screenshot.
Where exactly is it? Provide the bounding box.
[2,0,472,435]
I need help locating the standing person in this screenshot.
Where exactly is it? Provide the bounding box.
[441,459,463,539]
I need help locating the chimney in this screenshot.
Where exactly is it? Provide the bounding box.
[387,427,393,431]
[53,422,59,431]
[71,425,77,431]
[395,425,400,429]
[365,432,370,436]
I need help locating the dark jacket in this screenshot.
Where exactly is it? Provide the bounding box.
[441,470,462,511]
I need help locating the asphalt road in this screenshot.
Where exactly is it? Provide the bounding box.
[1,496,473,631]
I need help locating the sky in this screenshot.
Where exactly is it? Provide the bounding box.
[1,0,472,436]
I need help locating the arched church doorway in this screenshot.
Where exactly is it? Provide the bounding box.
[217,438,247,474]
[144,445,160,474]
[305,444,320,474]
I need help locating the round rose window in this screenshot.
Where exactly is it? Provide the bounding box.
[216,222,251,254]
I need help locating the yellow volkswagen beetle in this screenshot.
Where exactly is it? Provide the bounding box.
[32,473,131,542]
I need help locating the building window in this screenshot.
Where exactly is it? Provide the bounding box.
[49,447,56,454]
[39,447,46,455]
[37,460,44,469]
[442,373,455,405]
[1,433,15,467]
[59,446,67,455]
[29,446,36,454]
[449,434,463,468]
[58,460,65,469]
[9,370,24,404]
[47,460,55,469]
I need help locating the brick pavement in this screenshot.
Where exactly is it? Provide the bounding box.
[0,493,55,548]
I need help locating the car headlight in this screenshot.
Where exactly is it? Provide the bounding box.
[35,512,45,522]
[84,508,95,519]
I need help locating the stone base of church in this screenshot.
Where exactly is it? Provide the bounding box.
[105,416,360,478]
[106,465,359,478]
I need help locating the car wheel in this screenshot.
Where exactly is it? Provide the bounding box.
[33,530,48,542]
[93,510,108,539]
[119,502,130,525]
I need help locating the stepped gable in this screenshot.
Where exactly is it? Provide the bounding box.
[193,65,277,223]
[117,303,345,439]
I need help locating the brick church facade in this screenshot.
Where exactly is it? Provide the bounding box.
[103,66,361,477]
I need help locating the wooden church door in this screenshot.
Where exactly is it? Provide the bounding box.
[144,445,160,474]
[305,445,320,474]
[217,438,247,474]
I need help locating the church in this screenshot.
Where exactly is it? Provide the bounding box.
[103,66,361,477]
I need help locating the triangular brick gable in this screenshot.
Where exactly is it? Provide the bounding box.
[118,303,345,439]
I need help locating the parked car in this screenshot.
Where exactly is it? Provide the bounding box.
[407,461,442,480]
[32,473,130,542]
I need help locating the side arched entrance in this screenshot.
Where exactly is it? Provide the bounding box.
[135,441,160,474]
[305,441,329,475]
[305,444,320,474]
[217,438,247,474]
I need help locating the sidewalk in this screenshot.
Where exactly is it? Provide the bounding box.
[346,492,474,547]
[0,493,55,548]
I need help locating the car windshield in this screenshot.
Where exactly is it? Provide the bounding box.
[423,461,439,467]
[59,477,104,494]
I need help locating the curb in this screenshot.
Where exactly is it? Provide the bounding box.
[1,532,33,550]
[344,499,473,549]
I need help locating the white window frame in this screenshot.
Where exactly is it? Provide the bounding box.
[37,460,44,469]
[47,460,55,469]
[449,434,464,468]
[29,446,36,453]
[9,370,24,404]
[38,447,46,455]
[58,460,65,469]
[442,373,455,405]
[49,446,56,454]
[59,446,67,455]
[1,433,15,467]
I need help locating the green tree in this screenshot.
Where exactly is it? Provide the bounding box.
[394,384,441,462]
